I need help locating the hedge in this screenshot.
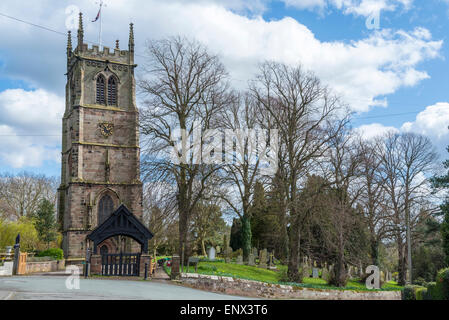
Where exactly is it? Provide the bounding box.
[435,268,449,300]
[402,285,425,300]
[36,248,64,260]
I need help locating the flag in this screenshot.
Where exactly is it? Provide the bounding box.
[92,7,101,22]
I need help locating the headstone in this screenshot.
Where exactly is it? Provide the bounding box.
[321,267,329,281]
[258,249,267,268]
[269,252,274,267]
[170,255,180,280]
[225,246,232,263]
[207,247,216,261]
[252,247,258,257]
[236,255,243,265]
[380,270,385,283]
[248,253,256,266]
[312,267,319,279]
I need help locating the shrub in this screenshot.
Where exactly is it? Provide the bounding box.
[36,248,64,260]
[424,282,439,300]
[402,285,416,300]
[413,277,428,287]
[415,287,427,300]
[402,285,426,300]
[435,268,449,300]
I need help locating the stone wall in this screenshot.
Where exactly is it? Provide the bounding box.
[0,262,14,276]
[25,260,66,274]
[180,273,401,300]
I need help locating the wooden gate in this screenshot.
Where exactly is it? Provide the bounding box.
[17,252,27,275]
[101,253,140,276]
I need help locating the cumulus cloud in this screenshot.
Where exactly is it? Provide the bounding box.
[354,123,399,140]
[401,102,449,154]
[355,102,449,158]
[0,89,63,168]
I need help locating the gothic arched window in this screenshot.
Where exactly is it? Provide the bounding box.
[107,76,117,106]
[96,75,106,105]
[98,194,114,225]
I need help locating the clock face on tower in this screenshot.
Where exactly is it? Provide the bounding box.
[99,122,114,138]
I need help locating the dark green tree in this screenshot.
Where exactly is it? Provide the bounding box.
[33,199,57,249]
[441,203,449,266]
[432,141,449,267]
[251,182,281,252]
[229,218,243,251]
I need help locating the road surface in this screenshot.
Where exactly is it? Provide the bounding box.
[0,275,250,300]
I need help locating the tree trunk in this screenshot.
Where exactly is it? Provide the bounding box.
[370,237,379,266]
[287,217,302,282]
[241,215,252,262]
[397,235,406,286]
[201,238,206,257]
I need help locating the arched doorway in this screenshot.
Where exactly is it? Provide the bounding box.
[87,204,154,277]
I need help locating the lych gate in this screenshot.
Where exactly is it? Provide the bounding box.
[87,204,153,277]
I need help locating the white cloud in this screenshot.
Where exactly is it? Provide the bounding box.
[354,123,399,140]
[401,102,449,154]
[0,89,63,168]
[355,102,449,158]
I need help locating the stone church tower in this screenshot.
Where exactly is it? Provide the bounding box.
[57,13,143,259]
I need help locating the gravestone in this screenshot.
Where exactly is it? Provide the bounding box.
[248,253,256,266]
[170,255,181,280]
[258,249,268,269]
[208,247,216,261]
[225,247,232,263]
[347,265,353,278]
[312,267,319,279]
[236,255,243,265]
[321,266,329,281]
[380,271,385,283]
[252,247,258,258]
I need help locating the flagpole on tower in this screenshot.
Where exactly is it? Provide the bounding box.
[99,1,102,49]
[93,0,106,49]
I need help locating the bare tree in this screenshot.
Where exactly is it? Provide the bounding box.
[142,182,177,255]
[0,172,58,220]
[218,93,272,261]
[138,36,232,261]
[356,138,391,266]
[379,131,438,285]
[250,61,349,282]
[321,128,364,286]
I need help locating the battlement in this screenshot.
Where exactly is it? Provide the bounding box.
[67,12,135,66]
[73,43,131,64]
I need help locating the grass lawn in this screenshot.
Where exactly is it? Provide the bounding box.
[167,260,403,292]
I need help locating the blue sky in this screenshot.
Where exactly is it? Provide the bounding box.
[1,0,449,178]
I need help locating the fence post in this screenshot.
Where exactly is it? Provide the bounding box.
[144,263,148,280]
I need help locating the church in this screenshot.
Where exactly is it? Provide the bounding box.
[57,13,153,263]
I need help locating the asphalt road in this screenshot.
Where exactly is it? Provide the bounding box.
[0,276,250,300]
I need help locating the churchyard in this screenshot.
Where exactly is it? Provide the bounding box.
[162,247,403,293]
